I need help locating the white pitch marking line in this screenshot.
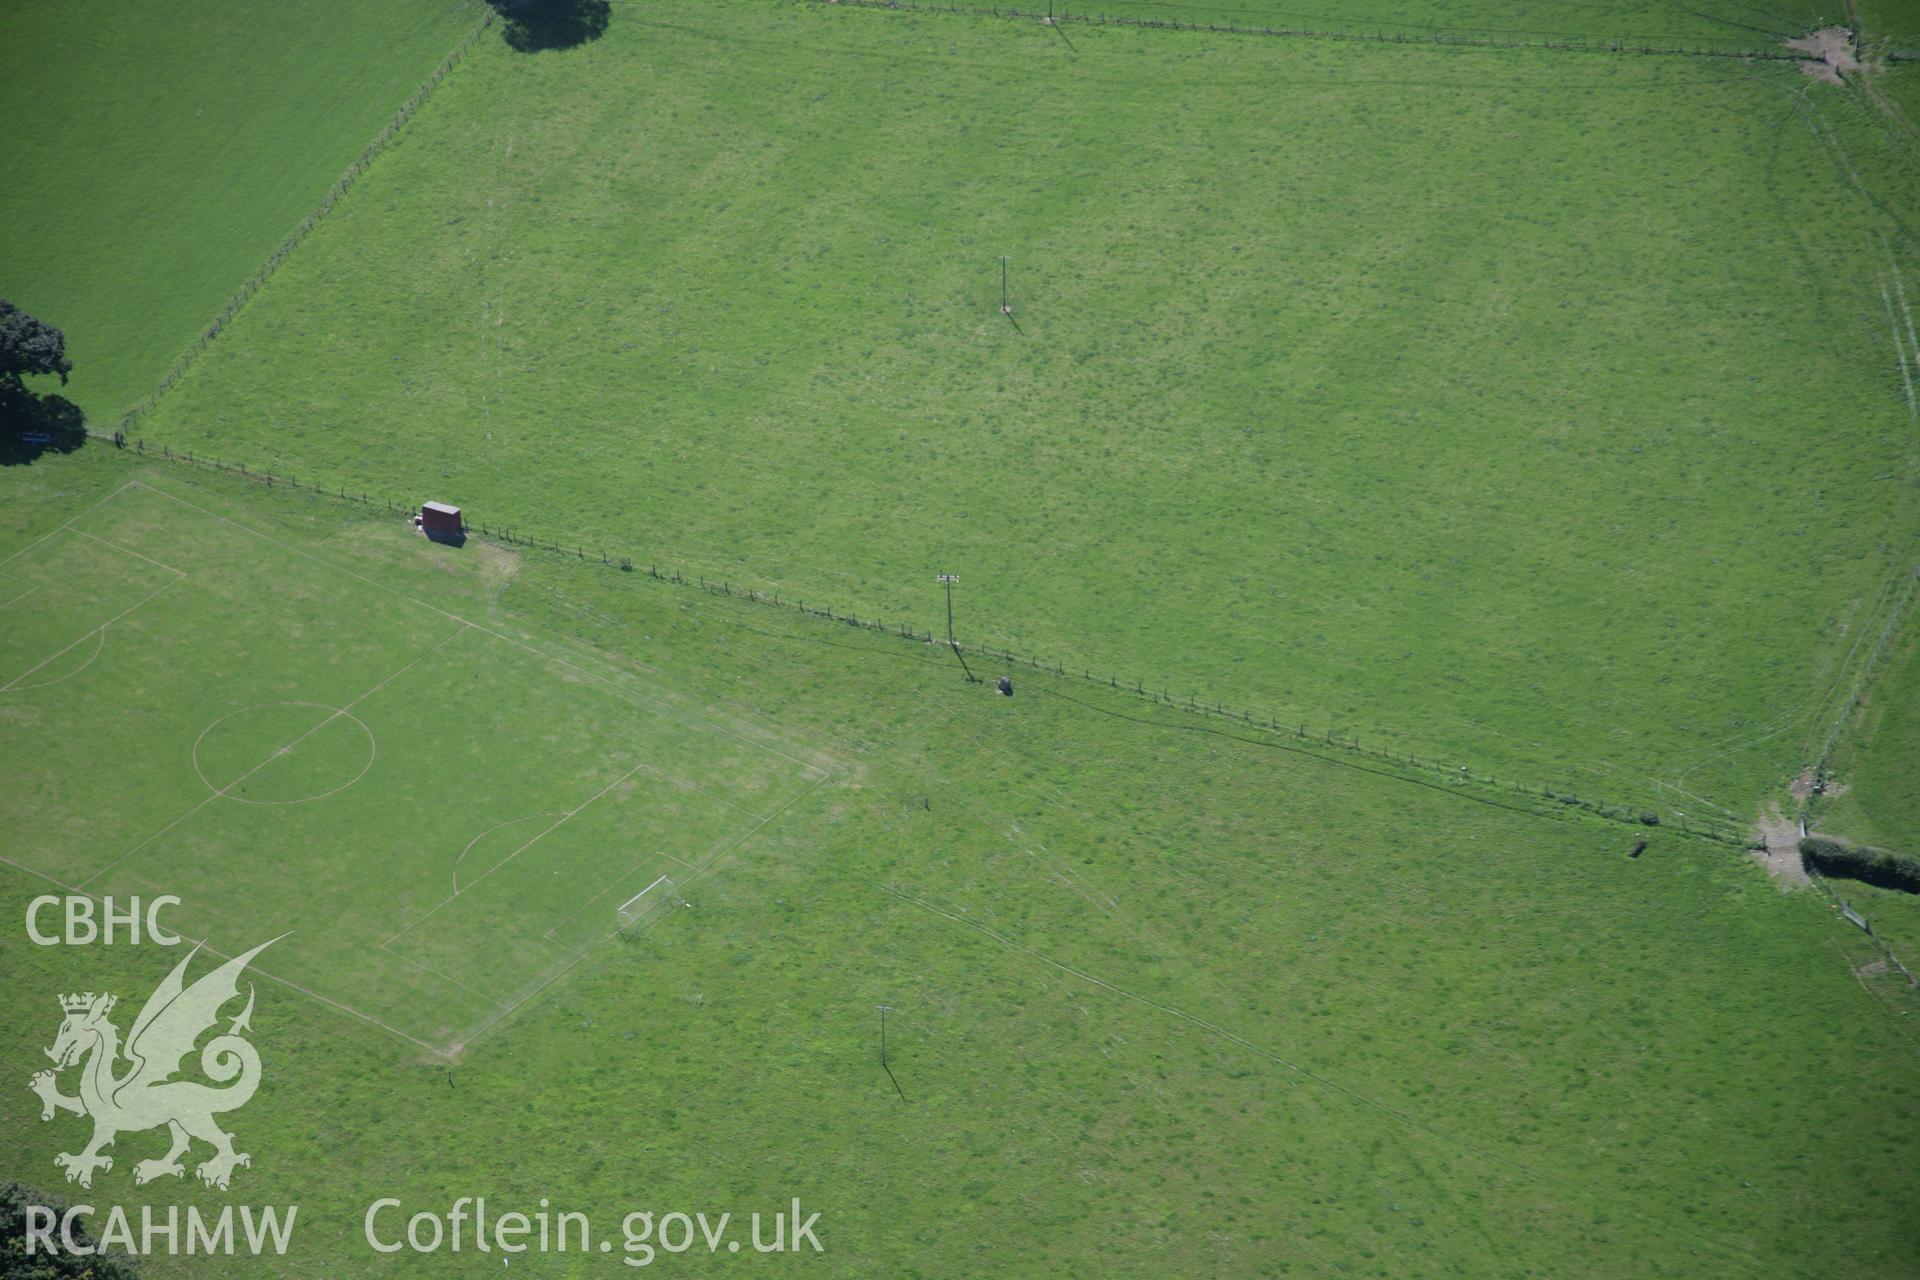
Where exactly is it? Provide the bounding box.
[376,942,510,1010]
[0,480,142,568]
[679,772,833,879]
[457,943,605,1051]
[4,627,107,694]
[2,575,184,692]
[543,859,648,939]
[211,619,470,784]
[133,479,473,622]
[79,621,471,889]
[77,796,219,892]
[0,854,451,1060]
[130,479,838,777]
[631,760,768,820]
[98,480,844,1050]
[454,771,836,1055]
[451,812,565,894]
[189,702,378,808]
[71,527,189,577]
[479,627,828,776]
[384,759,652,944]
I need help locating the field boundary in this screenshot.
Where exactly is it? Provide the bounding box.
[82,436,1756,846]
[816,0,1812,61]
[116,4,498,434]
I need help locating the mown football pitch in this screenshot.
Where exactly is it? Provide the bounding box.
[1,477,834,1054]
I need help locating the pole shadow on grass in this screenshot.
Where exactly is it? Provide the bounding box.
[488,0,611,53]
[0,388,86,467]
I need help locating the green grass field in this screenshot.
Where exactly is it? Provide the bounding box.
[138,2,1920,825]
[1858,0,1920,44]
[842,0,1827,47]
[6,2,1920,1274]
[1812,617,1920,962]
[0,0,484,421]
[0,475,831,1053]
[1818,621,1920,855]
[1,452,1915,1276]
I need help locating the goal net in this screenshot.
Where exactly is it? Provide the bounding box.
[616,875,685,935]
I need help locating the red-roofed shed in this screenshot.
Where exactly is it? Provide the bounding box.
[421,501,463,541]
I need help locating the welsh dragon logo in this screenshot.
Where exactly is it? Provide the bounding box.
[28,938,279,1191]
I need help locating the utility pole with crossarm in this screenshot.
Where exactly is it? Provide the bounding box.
[936,573,979,683]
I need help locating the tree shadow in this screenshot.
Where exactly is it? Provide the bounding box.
[0,388,86,466]
[489,0,610,53]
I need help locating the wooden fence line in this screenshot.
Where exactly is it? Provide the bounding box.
[820,0,1806,62]
[96,427,1748,847]
[116,7,498,434]
[57,0,1849,857]
[1805,867,1920,990]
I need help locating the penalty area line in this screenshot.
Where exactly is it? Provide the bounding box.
[457,772,835,1055]
[71,528,190,578]
[543,858,649,941]
[384,757,657,945]
[0,480,144,570]
[0,854,452,1060]
[2,575,185,693]
[376,942,511,1011]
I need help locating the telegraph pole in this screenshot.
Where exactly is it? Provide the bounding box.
[878,1004,906,1102]
[937,573,959,645]
[998,256,1011,315]
[936,574,979,683]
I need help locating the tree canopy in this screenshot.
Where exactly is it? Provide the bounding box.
[0,300,73,392]
[488,0,609,53]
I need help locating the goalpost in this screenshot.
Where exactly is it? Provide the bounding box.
[616,874,686,935]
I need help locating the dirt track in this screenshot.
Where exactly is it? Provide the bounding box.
[1753,805,1813,889]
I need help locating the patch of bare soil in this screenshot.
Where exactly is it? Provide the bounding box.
[1787,26,1862,83]
[1753,804,1813,889]
[1788,765,1850,803]
[1858,958,1889,978]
